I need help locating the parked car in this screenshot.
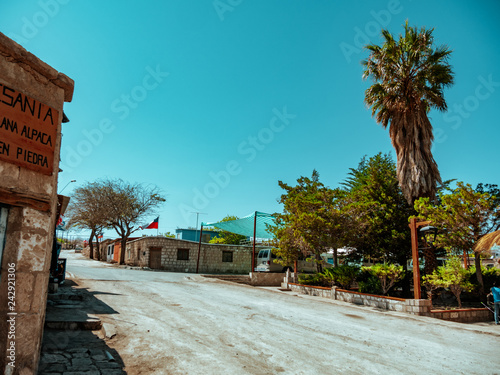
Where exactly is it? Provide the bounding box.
[254,248,332,273]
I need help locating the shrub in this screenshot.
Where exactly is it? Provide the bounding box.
[469,266,500,293]
[298,273,328,287]
[361,263,404,295]
[422,257,474,308]
[357,269,383,295]
[322,265,360,289]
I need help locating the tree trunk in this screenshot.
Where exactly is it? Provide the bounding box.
[119,237,128,265]
[475,254,484,297]
[95,237,100,261]
[315,252,323,274]
[422,246,437,276]
[89,229,95,259]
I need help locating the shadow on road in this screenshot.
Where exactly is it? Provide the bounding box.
[38,279,127,374]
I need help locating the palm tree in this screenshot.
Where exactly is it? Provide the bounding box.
[362,22,454,205]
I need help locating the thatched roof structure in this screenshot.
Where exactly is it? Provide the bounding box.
[474,230,500,254]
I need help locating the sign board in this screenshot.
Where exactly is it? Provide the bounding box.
[0,80,59,175]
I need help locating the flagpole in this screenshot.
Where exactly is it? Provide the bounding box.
[252,211,257,273]
[157,216,159,237]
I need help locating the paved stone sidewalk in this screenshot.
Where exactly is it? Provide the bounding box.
[37,279,126,374]
[38,335,126,375]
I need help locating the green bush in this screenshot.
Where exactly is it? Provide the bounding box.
[468,266,500,293]
[361,263,404,295]
[357,269,383,295]
[298,273,328,287]
[422,257,473,308]
[322,265,360,289]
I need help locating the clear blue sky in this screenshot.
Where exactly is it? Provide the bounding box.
[2,1,499,239]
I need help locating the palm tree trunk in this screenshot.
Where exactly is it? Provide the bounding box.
[390,109,442,204]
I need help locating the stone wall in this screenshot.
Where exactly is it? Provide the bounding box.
[287,283,494,322]
[288,284,431,316]
[431,308,493,323]
[125,237,262,274]
[0,32,74,374]
[249,272,284,286]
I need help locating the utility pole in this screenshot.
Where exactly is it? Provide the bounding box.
[191,212,207,242]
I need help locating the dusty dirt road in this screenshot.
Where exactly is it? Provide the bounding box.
[65,251,500,375]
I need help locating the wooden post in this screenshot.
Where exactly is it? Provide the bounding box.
[409,218,422,299]
[196,224,203,274]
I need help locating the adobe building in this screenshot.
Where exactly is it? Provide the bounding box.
[0,33,74,374]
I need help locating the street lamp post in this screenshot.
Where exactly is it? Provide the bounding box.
[409,218,433,299]
[59,179,76,194]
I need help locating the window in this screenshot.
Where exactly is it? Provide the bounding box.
[222,251,233,263]
[177,248,189,261]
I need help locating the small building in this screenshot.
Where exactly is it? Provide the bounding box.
[0,32,74,373]
[125,237,263,274]
[98,239,118,262]
[175,228,222,242]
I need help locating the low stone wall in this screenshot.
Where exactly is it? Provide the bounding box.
[287,283,494,322]
[250,272,284,286]
[431,308,493,323]
[334,288,408,313]
[288,284,332,298]
[288,283,431,317]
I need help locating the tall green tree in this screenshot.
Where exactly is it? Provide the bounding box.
[270,170,347,272]
[362,22,454,204]
[414,182,500,295]
[341,153,415,266]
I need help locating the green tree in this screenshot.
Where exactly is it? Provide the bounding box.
[269,170,347,272]
[415,182,500,296]
[209,215,247,245]
[341,153,414,266]
[363,22,454,204]
[422,257,473,308]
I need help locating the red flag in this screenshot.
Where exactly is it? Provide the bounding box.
[143,217,159,229]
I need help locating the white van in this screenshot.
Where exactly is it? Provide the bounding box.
[254,248,332,273]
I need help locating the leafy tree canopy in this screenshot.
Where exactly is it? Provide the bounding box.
[269,170,348,271]
[341,153,414,265]
[414,181,500,294]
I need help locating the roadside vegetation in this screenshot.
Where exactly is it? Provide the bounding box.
[269,23,500,308]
